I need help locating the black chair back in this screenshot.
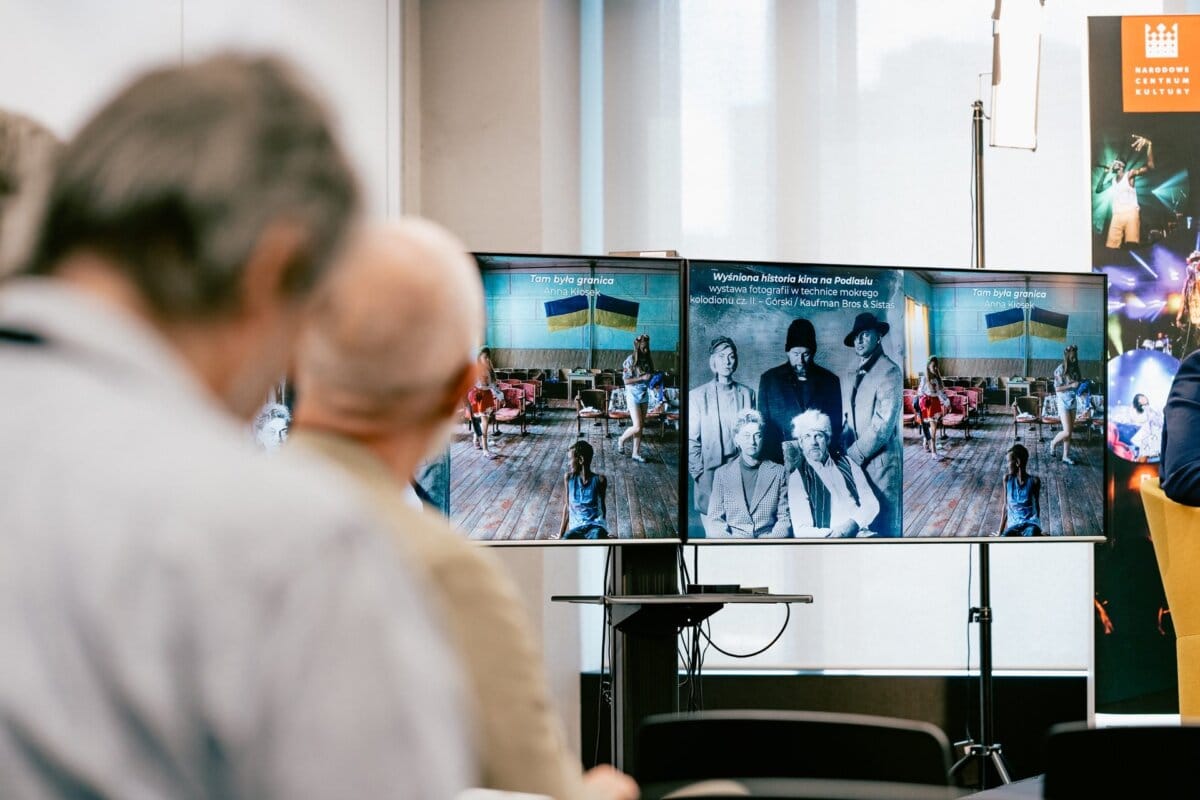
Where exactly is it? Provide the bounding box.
[635,710,952,788]
[1043,722,1200,799]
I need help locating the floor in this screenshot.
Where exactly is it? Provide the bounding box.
[450,399,681,541]
[450,400,1104,540]
[901,404,1105,538]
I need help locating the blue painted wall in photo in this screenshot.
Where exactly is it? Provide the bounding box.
[484,268,679,352]
[904,275,1105,362]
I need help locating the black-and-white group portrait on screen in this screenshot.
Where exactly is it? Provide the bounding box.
[687,262,905,538]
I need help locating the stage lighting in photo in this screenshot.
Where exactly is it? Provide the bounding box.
[1129,252,1157,280]
[1107,316,1123,356]
[989,0,1044,150]
[1150,170,1189,213]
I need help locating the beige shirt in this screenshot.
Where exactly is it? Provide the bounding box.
[293,431,600,800]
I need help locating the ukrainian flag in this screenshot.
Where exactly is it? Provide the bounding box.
[594,293,639,331]
[545,295,589,331]
[1029,306,1069,341]
[985,307,1024,342]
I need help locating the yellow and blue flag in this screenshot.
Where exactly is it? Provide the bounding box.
[594,293,639,331]
[1029,306,1068,341]
[985,307,1024,342]
[545,294,589,331]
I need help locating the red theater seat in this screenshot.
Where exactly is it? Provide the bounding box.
[494,387,527,435]
[941,393,970,439]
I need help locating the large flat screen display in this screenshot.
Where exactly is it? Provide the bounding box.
[686,260,1107,541]
[454,253,683,543]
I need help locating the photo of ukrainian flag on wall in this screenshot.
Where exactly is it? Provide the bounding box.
[545,294,590,331]
[543,293,643,333]
[986,307,1025,342]
[1029,306,1069,341]
[986,306,1072,343]
[595,293,640,331]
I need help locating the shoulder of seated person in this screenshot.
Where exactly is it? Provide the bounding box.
[1181,350,1200,371]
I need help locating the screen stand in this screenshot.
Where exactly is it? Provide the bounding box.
[954,102,1011,789]
[612,544,680,771]
[950,542,1012,789]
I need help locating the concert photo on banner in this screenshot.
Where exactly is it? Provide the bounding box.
[450,254,682,542]
[900,270,1106,539]
[687,260,904,540]
[1088,14,1200,714]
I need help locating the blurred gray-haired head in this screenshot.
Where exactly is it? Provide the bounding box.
[28,53,358,316]
[0,109,60,278]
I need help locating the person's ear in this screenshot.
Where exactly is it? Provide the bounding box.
[434,360,480,420]
[239,221,312,317]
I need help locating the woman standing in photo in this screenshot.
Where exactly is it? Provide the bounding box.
[466,346,504,457]
[688,336,755,516]
[1051,344,1082,465]
[617,333,654,463]
[917,355,951,461]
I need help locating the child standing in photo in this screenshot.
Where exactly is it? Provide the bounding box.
[558,440,612,539]
[998,443,1043,536]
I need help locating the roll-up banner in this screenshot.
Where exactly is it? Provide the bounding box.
[1088,15,1200,713]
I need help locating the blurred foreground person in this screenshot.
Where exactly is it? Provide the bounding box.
[291,218,640,800]
[0,56,471,798]
[0,109,60,278]
[1162,349,1200,505]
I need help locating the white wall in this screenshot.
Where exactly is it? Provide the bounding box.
[0,0,399,216]
[0,2,181,137]
[180,0,401,216]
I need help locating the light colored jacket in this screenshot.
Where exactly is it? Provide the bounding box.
[688,379,755,475]
[704,458,791,538]
[844,351,903,531]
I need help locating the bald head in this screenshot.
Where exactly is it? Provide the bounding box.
[296,218,484,428]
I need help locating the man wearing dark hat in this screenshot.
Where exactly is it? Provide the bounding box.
[689,335,756,518]
[842,311,903,537]
[757,318,843,465]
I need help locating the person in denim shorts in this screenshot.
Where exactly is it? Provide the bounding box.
[1051,344,1083,465]
[617,333,654,462]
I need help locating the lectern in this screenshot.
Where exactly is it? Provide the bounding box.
[553,544,813,768]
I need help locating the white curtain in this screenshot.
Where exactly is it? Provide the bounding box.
[905,297,930,383]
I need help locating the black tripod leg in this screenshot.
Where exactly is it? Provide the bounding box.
[949,749,975,778]
[989,749,1012,785]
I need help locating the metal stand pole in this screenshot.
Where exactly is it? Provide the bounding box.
[950,543,1012,789]
[973,99,986,270]
[950,103,1012,790]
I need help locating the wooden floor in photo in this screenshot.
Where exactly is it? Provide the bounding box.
[902,406,1105,538]
[450,399,681,541]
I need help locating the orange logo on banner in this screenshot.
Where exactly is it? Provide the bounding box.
[1122,16,1200,112]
